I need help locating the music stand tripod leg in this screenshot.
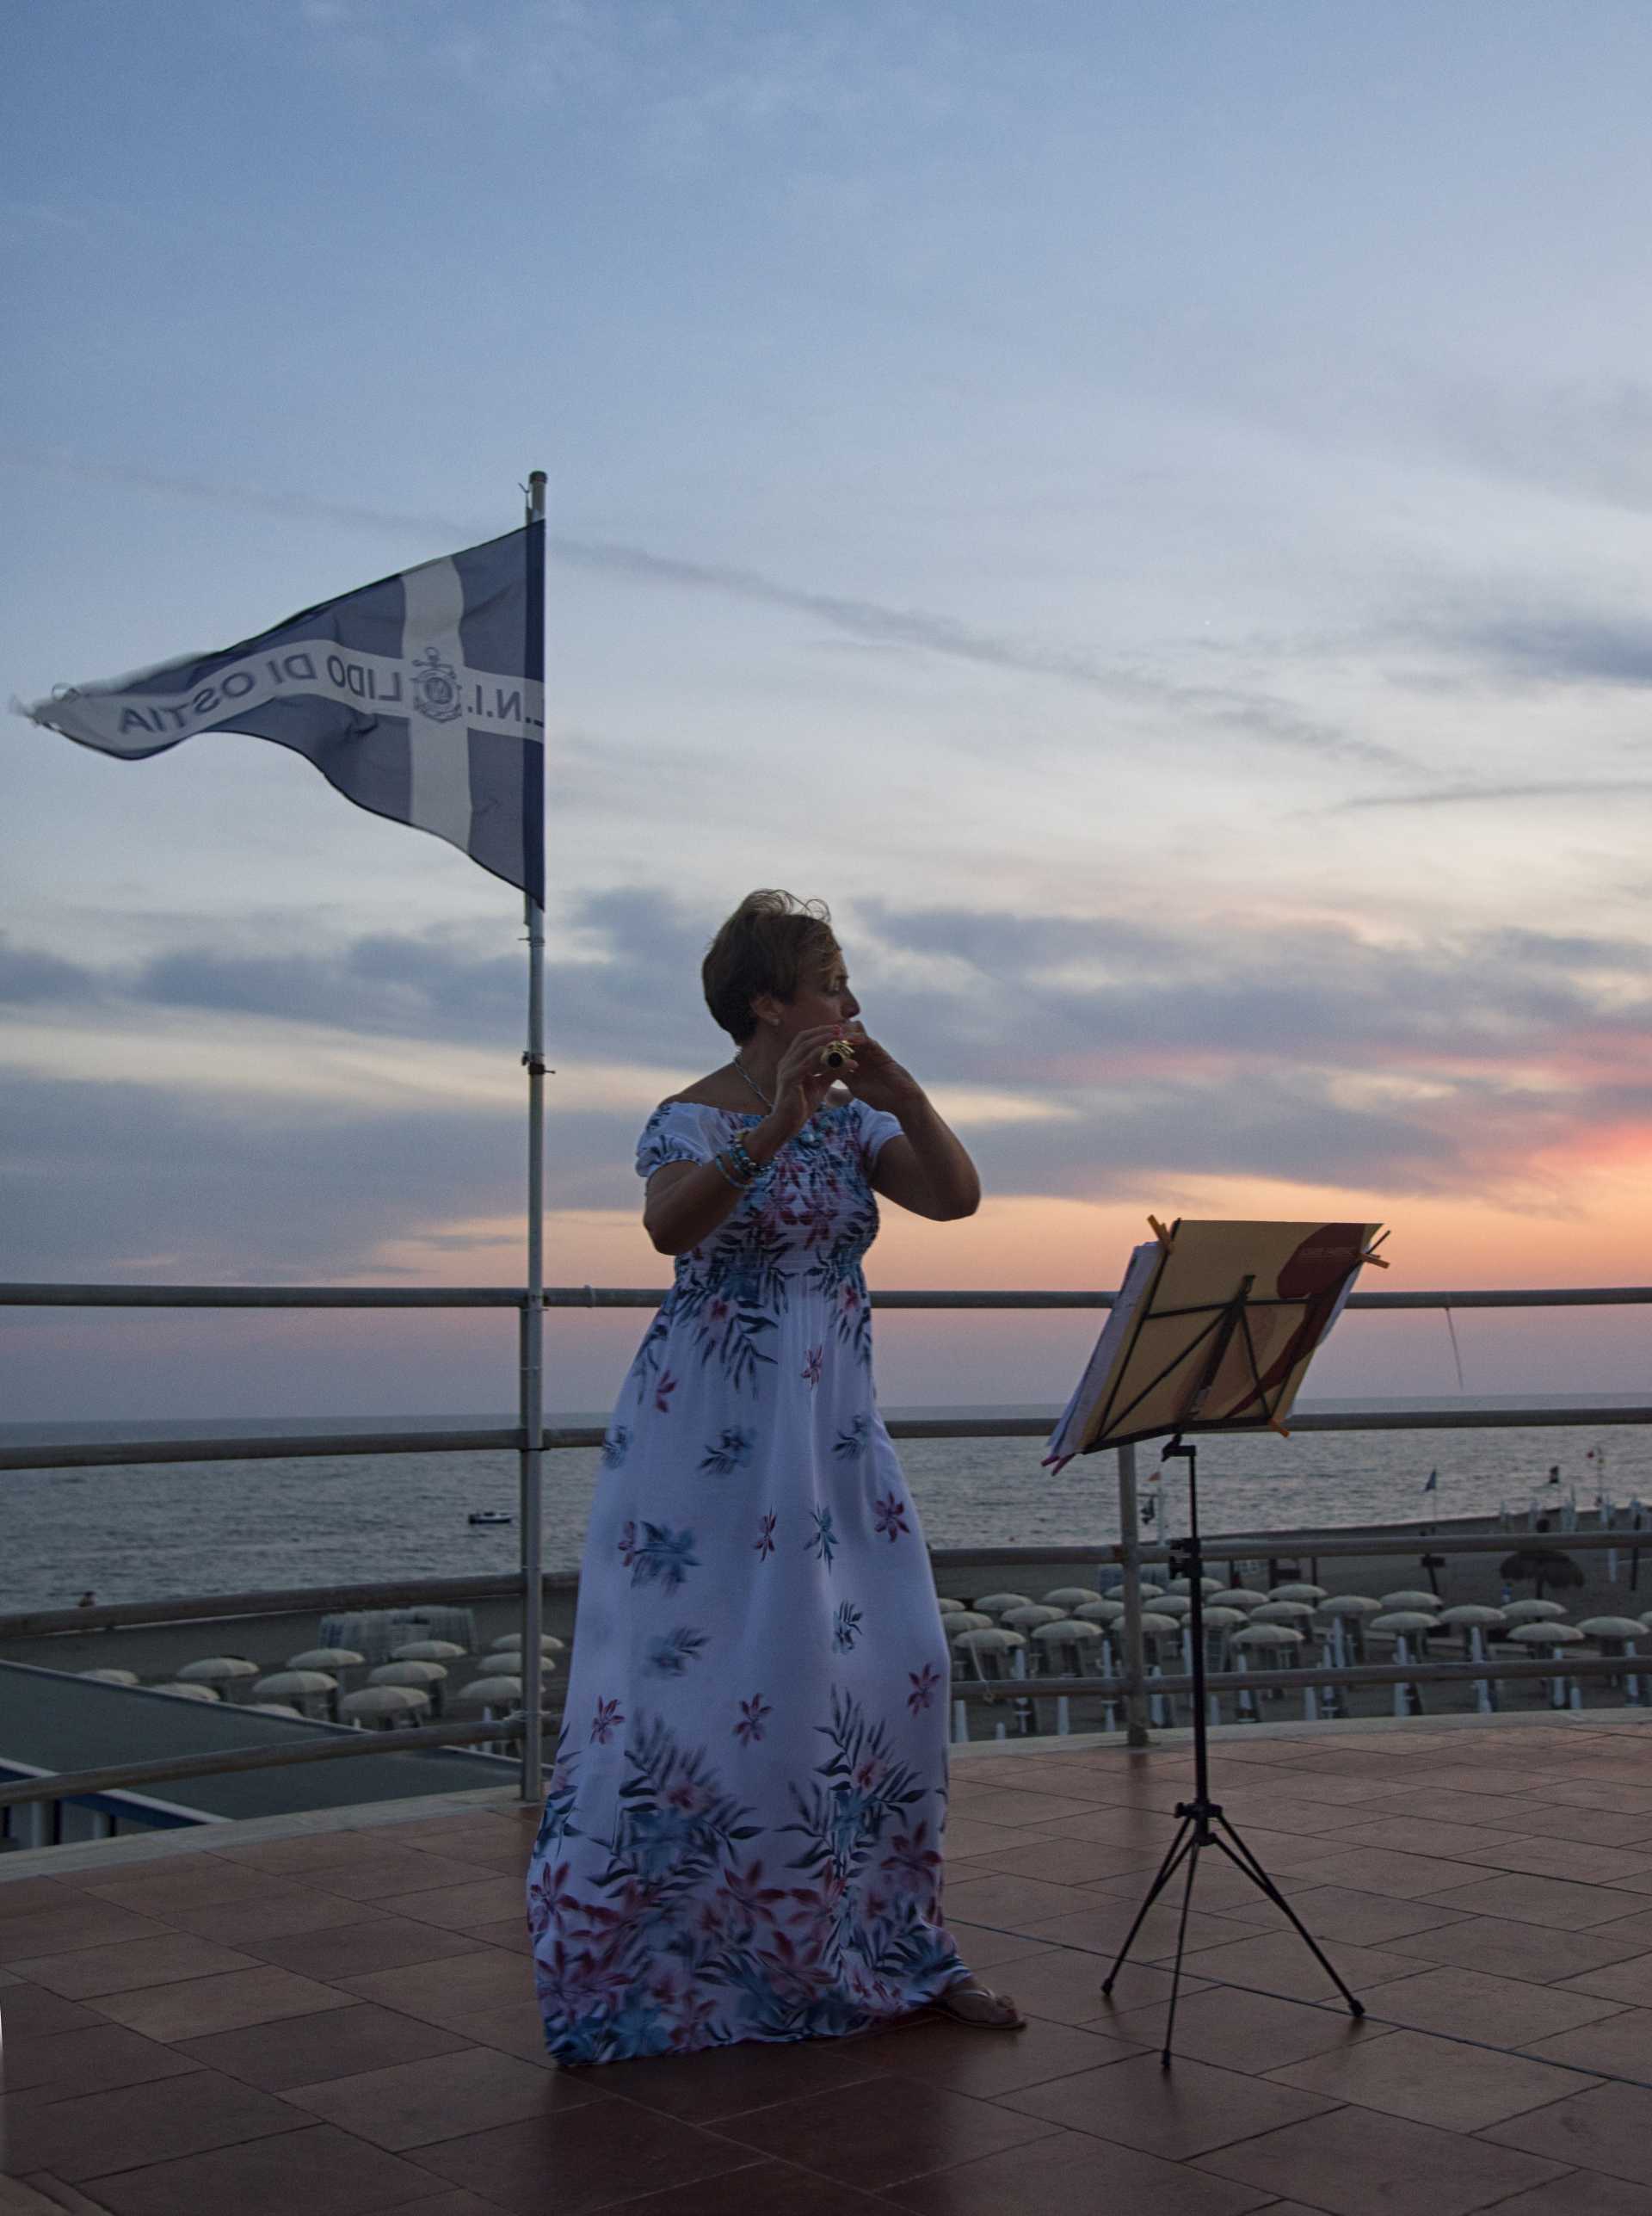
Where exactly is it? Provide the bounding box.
[1209,1818,1366,2016]
[1100,1812,1194,1997]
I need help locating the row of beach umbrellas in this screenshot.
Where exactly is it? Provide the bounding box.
[77,1630,564,1728]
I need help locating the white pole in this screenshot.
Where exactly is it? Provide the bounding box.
[518,468,548,1806]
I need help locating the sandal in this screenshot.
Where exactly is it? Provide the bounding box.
[930,1976,1026,2031]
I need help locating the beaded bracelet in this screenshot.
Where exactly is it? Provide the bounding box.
[712,1151,749,1190]
[727,1138,761,1183]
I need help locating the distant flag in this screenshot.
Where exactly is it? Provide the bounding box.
[16,524,545,904]
[1422,1470,1438,1493]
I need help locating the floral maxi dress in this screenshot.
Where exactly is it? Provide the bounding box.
[527,1097,965,2066]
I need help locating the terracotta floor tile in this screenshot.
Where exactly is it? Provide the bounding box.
[0,1983,104,2038]
[840,2011,1143,2097]
[84,2120,451,2216]
[1004,1942,1211,2024]
[149,1889,379,1946]
[338,1949,530,2028]
[0,2065,311,2182]
[7,1930,260,1998]
[1521,2005,1652,2076]
[703,2072,1060,2189]
[1452,1838,1652,1886]
[1165,1929,1421,2004]
[1269,2024,1595,2129]
[1087,1856,1304,1920]
[963,1836,1162,1887]
[1283,1849,1487,1901]
[606,2158,908,2215]
[378,2194,517,2216]
[1310,1818,1526,1864]
[1381,1911,1652,1983]
[1420,1872,1652,1929]
[0,1878,83,1918]
[945,1787,1113,1828]
[287,2045,570,2149]
[89,1962,359,2041]
[0,2021,203,2100]
[237,1915,497,1981]
[1464,2173,1652,2214]
[1544,1782,1652,1815]
[1194,2102,1569,2215]
[404,2102,766,2216]
[1356,1964,1627,2047]
[213,1831,490,1879]
[589,2029,887,2120]
[375,1878,527,1932]
[171,2000,478,2089]
[940,1871,1121,1929]
[999,2048,1340,2160]
[305,1851,512,1902]
[1105,1985,1396,2074]
[80,1862,309,1916]
[880,2122,1277,2215]
[1486,1804,1652,1849]
[1013,1897,1261,1960]
[935,1920,1053,1975]
[459,1917,531,1955]
[0,1904,176,1966]
[1556,1949,1652,2007]
[1483,2079,1652,2185]
[1271,1886,1472,1948]
[936,1817,1050,1862]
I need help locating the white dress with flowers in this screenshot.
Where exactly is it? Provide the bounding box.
[527,1097,965,2067]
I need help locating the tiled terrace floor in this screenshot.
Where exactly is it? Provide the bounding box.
[12,1717,1652,2213]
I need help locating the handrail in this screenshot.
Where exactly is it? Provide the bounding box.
[7,1281,1652,1310]
[7,1403,1652,1473]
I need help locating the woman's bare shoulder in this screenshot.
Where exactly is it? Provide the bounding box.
[658,1069,748,1111]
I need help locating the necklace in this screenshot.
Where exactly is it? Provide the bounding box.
[732,1054,773,1109]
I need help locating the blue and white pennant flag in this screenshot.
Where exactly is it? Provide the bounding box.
[19,525,546,904]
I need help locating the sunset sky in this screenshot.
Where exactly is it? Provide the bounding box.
[7,2,1652,1421]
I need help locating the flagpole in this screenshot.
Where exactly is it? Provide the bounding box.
[519,468,548,1806]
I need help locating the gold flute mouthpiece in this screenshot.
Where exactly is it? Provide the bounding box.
[818,1038,857,1071]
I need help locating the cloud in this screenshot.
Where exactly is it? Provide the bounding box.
[2,449,1399,769]
[1335,780,1652,813]
[0,935,103,1005]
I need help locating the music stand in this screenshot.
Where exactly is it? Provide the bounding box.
[1045,1216,1387,2065]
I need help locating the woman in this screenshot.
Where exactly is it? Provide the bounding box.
[527,890,1023,2065]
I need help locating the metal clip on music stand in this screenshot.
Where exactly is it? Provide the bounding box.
[1049,1218,1385,2065]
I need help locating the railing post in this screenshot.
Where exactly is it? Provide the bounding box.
[1118,1441,1150,1746]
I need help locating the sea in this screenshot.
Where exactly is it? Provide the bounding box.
[3,1397,1650,1615]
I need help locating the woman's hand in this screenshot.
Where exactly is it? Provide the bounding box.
[762,1025,852,1144]
[836,1024,924,1116]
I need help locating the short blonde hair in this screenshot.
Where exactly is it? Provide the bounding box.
[702,890,837,1043]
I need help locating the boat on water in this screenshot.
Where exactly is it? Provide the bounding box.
[467,1509,513,1527]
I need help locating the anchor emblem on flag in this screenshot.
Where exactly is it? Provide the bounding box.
[409,642,463,723]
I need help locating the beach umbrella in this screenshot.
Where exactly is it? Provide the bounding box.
[246,1702,305,1718]
[1042,1586,1105,1608]
[1002,1603,1064,1632]
[972,1592,1032,1619]
[936,1597,968,1614]
[175,1657,259,1698]
[946,1612,995,1636]
[952,1627,1027,1682]
[456,1674,524,1707]
[1217,1588,1271,1610]
[1252,1600,1315,1625]
[1319,1596,1384,1616]
[1381,1589,1439,1612]
[1030,1619,1106,1673]
[1269,1583,1327,1603]
[1439,1605,1507,1628]
[151,1681,220,1700]
[370,1660,448,1714]
[490,1633,567,1655]
[340,1684,429,1729]
[1370,1610,1439,1636]
[1135,1583,1166,1602]
[77,1668,139,1684]
[1150,1594,1194,1618]
[1507,1620,1585,1645]
[1200,1607,1248,1633]
[253,1670,337,1715]
[1503,1598,1569,1623]
[1135,1612,1181,1642]
[1075,1599,1124,1625]
[1578,1616,1644,1642]
[391,1639,467,1662]
[1230,1623,1305,1649]
[287,1647,364,1671]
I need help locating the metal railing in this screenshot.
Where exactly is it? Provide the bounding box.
[3,1277,1651,1842]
